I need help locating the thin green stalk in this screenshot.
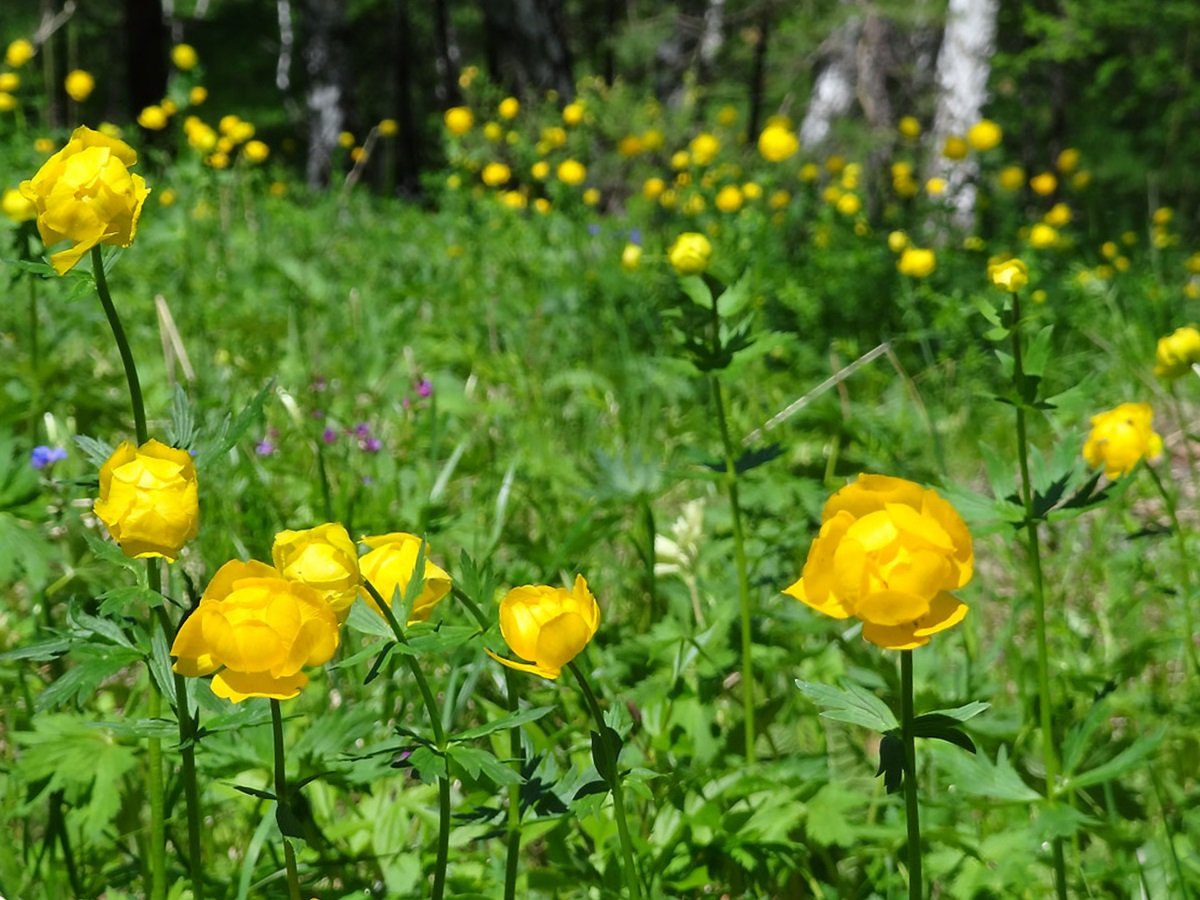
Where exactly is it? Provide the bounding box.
[92,247,147,444]
[1009,291,1067,900]
[27,261,40,438]
[706,287,755,763]
[270,700,302,900]
[1149,763,1192,899]
[363,579,451,900]
[503,668,523,900]
[156,605,204,900]
[900,651,921,900]
[1144,464,1199,675]
[568,660,643,900]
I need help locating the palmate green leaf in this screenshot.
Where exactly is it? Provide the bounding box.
[678,275,713,310]
[715,274,752,318]
[35,645,144,711]
[346,599,394,638]
[937,744,1041,802]
[194,380,274,467]
[166,383,197,451]
[74,434,115,469]
[796,679,898,732]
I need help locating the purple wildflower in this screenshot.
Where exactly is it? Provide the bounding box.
[255,438,276,456]
[363,437,382,453]
[322,427,338,444]
[31,446,67,470]
[416,379,433,398]
[353,423,371,439]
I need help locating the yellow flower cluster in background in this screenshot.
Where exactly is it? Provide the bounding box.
[1082,402,1163,479]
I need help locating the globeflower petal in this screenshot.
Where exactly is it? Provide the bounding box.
[854,589,930,627]
[211,669,309,703]
[861,621,929,650]
[912,592,969,637]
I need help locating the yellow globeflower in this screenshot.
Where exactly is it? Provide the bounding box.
[1028,223,1059,249]
[742,181,762,200]
[799,162,820,182]
[769,189,790,210]
[1056,148,1080,174]
[617,134,643,157]
[689,132,720,166]
[717,104,739,126]
[0,92,16,112]
[897,247,936,278]
[562,102,584,126]
[498,96,520,120]
[1082,403,1163,480]
[531,161,549,180]
[1154,326,1200,380]
[926,177,947,197]
[443,106,473,135]
[242,140,269,164]
[621,243,642,271]
[138,105,169,130]
[359,533,452,623]
[942,135,968,160]
[1029,172,1057,196]
[272,523,361,621]
[378,118,399,136]
[557,159,587,186]
[757,124,799,163]
[19,125,150,275]
[966,118,1002,152]
[171,43,198,70]
[582,187,600,206]
[483,121,503,142]
[2,187,36,223]
[5,38,35,68]
[836,192,861,216]
[997,165,1025,192]
[0,73,18,92]
[784,474,973,650]
[64,69,95,103]
[988,257,1028,292]
[642,176,665,200]
[481,162,512,187]
[93,440,199,562]
[898,116,921,139]
[1043,202,1072,227]
[170,560,340,702]
[668,232,712,276]
[486,575,600,679]
[189,85,208,106]
[715,184,744,213]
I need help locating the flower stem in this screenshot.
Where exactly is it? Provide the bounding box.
[503,668,523,900]
[270,700,302,900]
[568,660,643,900]
[900,651,922,900]
[1144,464,1199,675]
[156,605,204,900]
[363,579,451,900]
[91,246,147,444]
[1009,291,1067,900]
[93,246,167,899]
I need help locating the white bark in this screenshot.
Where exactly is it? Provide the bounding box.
[698,0,726,72]
[929,0,999,229]
[800,13,861,150]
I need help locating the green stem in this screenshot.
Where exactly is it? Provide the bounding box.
[92,246,148,444]
[93,245,165,898]
[27,259,40,439]
[1009,291,1067,900]
[1144,464,1199,675]
[270,700,302,900]
[156,605,204,900]
[568,660,643,900]
[706,286,756,764]
[363,579,450,900]
[503,669,523,900]
[900,651,921,900]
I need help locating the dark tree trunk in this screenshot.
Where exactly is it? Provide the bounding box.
[746,10,770,141]
[432,0,462,104]
[392,0,422,196]
[124,0,168,120]
[479,0,574,98]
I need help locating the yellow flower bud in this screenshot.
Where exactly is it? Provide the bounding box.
[556,159,587,186]
[988,257,1028,292]
[715,184,744,213]
[668,232,712,276]
[1154,326,1200,380]
[486,575,600,679]
[1029,223,1059,249]
[359,533,451,624]
[138,105,169,130]
[443,106,473,136]
[621,243,642,271]
[783,474,973,650]
[887,230,908,253]
[966,119,1002,152]
[689,132,720,166]
[19,125,150,275]
[171,43,198,71]
[1082,402,1163,479]
[64,69,95,103]
[897,247,936,278]
[272,523,361,620]
[562,102,584,126]
[170,560,340,702]
[93,440,199,561]
[942,135,968,160]
[998,165,1025,192]
[757,124,798,163]
[897,116,921,139]
[481,162,511,187]
[498,97,520,120]
[6,38,35,68]
[1029,172,1057,196]
[378,118,399,136]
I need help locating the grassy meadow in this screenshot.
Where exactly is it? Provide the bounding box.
[2,36,1200,900]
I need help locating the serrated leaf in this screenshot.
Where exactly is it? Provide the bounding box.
[451,705,555,742]
[1023,325,1055,378]
[678,275,713,310]
[406,745,446,783]
[346,599,394,638]
[167,384,197,451]
[74,434,115,469]
[715,275,751,318]
[796,680,898,732]
[35,645,144,711]
[194,381,273,467]
[939,744,1041,802]
[876,731,904,793]
[447,745,522,786]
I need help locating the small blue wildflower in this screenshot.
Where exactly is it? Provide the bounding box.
[31,445,67,470]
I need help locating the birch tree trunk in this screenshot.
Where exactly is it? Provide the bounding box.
[800,9,860,150]
[929,0,999,230]
[302,0,346,189]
